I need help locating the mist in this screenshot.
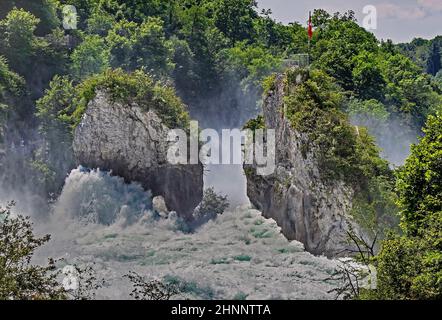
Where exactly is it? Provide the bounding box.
[350,114,418,167]
[186,81,262,208]
[32,167,341,300]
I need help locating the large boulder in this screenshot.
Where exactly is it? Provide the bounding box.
[73,90,203,219]
[245,72,362,257]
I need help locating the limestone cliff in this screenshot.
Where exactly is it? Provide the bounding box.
[73,91,203,219]
[245,72,362,257]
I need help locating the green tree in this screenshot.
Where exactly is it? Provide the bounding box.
[375,223,442,300]
[0,202,104,300]
[86,8,116,36]
[0,0,59,36]
[220,41,282,90]
[367,113,442,300]
[252,9,292,52]
[379,52,442,127]
[352,51,385,100]
[193,187,229,225]
[111,0,166,23]
[283,22,309,55]
[311,9,331,28]
[435,70,442,89]
[0,8,40,73]
[106,19,138,70]
[0,56,25,144]
[0,56,25,108]
[169,36,198,95]
[107,17,174,75]
[427,41,441,76]
[346,99,389,124]
[0,202,66,300]
[134,17,174,76]
[397,36,442,76]
[35,75,76,194]
[396,113,442,235]
[177,2,225,98]
[312,13,378,91]
[213,0,258,44]
[71,35,110,80]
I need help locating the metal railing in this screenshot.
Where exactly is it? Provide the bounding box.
[282,54,310,69]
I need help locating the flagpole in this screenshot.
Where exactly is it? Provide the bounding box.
[308,11,311,67]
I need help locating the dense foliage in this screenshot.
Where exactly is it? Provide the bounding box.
[282,68,391,186]
[0,0,441,301]
[309,11,442,154]
[396,113,442,235]
[0,202,65,300]
[362,113,442,300]
[397,36,442,77]
[0,56,25,130]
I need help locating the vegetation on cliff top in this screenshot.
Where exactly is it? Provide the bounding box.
[38,69,190,131]
[282,68,391,187]
[0,0,441,301]
[256,67,398,241]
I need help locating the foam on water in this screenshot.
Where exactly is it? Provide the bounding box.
[35,168,341,300]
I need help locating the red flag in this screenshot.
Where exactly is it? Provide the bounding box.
[308,12,313,39]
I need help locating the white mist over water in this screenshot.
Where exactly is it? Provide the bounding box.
[188,87,259,209]
[34,168,341,300]
[204,163,250,208]
[350,115,417,167]
[201,128,251,208]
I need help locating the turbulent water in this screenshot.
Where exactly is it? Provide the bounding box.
[32,168,342,300]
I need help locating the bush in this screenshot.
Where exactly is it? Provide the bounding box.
[0,202,104,300]
[125,272,180,300]
[282,68,391,187]
[0,8,40,72]
[163,275,215,300]
[193,188,229,225]
[38,69,191,132]
[70,35,110,80]
[233,255,252,262]
[243,115,265,131]
[396,112,442,235]
[374,223,442,300]
[362,113,442,300]
[73,68,190,129]
[0,202,64,300]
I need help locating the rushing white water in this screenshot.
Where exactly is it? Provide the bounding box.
[33,168,341,300]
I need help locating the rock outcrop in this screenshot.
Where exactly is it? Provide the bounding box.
[245,72,361,257]
[73,91,203,219]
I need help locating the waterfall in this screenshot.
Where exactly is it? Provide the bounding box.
[53,166,154,225]
[32,167,341,300]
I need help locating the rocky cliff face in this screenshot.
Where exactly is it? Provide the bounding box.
[73,91,203,219]
[245,73,361,257]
